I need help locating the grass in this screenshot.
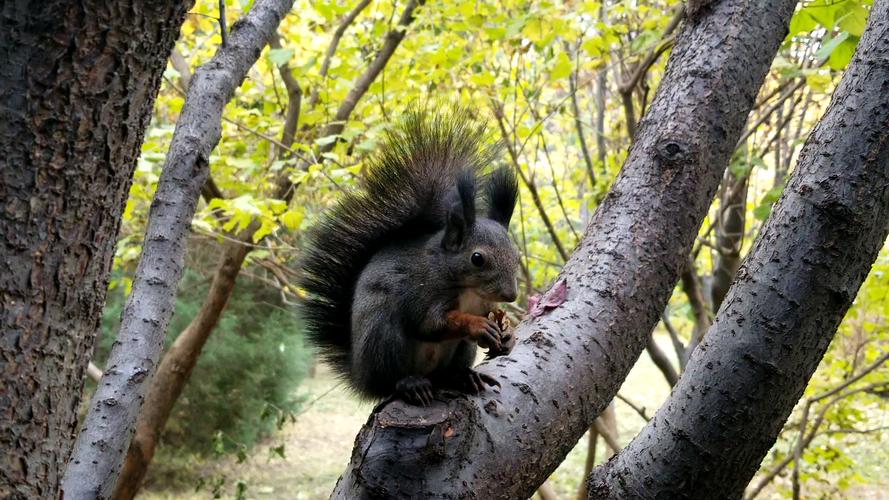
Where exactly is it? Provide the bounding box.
[139,334,888,499]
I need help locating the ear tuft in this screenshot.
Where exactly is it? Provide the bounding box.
[486,166,518,227]
[456,169,477,228]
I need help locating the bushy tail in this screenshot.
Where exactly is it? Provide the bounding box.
[297,107,498,378]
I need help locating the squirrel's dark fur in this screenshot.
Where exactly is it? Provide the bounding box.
[298,107,520,405]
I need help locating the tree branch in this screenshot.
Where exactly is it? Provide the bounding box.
[617,5,684,95]
[568,44,596,188]
[169,49,226,204]
[660,312,687,370]
[615,393,650,422]
[169,48,193,90]
[62,1,296,498]
[746,381,889,499]
[269,32,302,153]
[646,333,679,387]
[307,0,372,110]
[276,0,422,203]
[590,9,889,496]
[680,259,711,357]
[218,0,228,47]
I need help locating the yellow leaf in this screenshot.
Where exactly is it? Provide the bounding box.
[280,210,304,231]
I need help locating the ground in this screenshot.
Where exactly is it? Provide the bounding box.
[139,335,888,499]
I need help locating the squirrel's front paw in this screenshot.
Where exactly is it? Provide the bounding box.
[484,329,515,359]
[480,309,515,359]
[395,376,435,406]
[469,317,503,351]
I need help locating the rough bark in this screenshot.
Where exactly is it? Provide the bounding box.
[0,2,192,497]
[331,0,797,497]
[112,4,420,498]
[589,6,889,497]
[62,1,294,498]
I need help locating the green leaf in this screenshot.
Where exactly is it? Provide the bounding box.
[550,52,573,80]
[754,186,785,220]
[788,10,818,37]
[470,71,496,86]
[235,480,247,500]
[815,31,850,61]
[252,218,277,243]
[828,36,859,70]
[268,48,294,67]
[804,0,843,29]
[837,3,869,36]
[805,71,833,93]
[315,134,340,146]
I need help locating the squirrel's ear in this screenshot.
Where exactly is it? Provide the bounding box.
[443,170,476,251]
[442,202,467,251]
[456,169,477,228]
[486,167,518,227]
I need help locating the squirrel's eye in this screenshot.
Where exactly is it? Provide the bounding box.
[471,252,485,267]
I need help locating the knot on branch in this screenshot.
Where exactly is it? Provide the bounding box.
[339,395,482,497]
[655,138,692,165]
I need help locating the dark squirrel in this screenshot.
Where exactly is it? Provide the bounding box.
[298,108,520,405]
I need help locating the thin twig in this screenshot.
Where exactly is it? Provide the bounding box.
[567,40,596,188]
[617,5,685,94]
[615,393,650,422]
[490,100,569,261]
[219,0,228,47]
[307,0,373,110]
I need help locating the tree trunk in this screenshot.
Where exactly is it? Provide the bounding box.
[0,2,191,497]
[331,0,797,497]
[588,6,889,497]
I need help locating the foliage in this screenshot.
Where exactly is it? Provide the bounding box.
[97,269,312,455]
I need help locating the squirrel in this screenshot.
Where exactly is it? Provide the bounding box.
[297,108,520,405]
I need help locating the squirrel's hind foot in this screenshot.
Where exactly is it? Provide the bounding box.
[395,375,435,406]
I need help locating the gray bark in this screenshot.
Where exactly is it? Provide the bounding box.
[331,0,797,496]
[61,0,294,497]
[589,5,889,497]
[0,2,192,497]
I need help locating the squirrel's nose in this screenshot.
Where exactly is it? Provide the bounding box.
[500,283,518,303]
